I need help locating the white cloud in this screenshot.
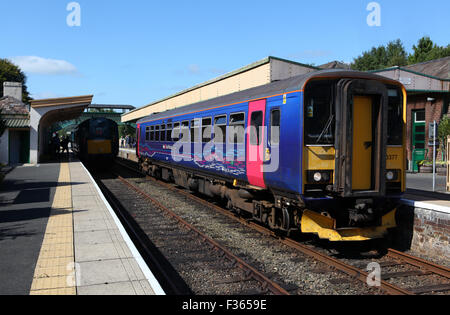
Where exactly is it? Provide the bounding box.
[9,56,78,75]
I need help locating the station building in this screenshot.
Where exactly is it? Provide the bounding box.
[372,57,450,171]
[0,82,30,165]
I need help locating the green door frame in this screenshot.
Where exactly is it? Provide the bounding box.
[412,110,426,172]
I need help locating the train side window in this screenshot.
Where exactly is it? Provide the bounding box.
[191,119,201,143]
[202,118,212,143]
[229,113,245,144]
[161,124,166,142]
[166,123,173,142]
[150,126,155,141]
[250,111,263,145]
[155,125,160,142]
[270,109,280,145]
[181,121,190,142]
[214,115,227,143]
[172,122,180,141]
[145,126,150,141]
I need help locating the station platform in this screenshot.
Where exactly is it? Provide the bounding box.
[0,159,164,295]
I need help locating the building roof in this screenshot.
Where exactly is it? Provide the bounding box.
[125,56,319,119]
[137,69,400,124]
[0,96,29,115]
[370,57,450,82]
[30,95,93,108]
[3,117,30,128]
[319,61,351,70]
[403,56,450,80]
[89,104,135,110]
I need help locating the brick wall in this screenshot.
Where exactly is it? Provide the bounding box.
[394,206,450,260]
[406,93,446,163]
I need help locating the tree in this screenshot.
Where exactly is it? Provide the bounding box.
[351,39,408,71]
[438,116,450,161]
[408,36,450,64]
[119,124,136,138]
[0,58,32,103]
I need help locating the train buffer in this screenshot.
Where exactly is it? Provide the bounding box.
[0,157,164,295]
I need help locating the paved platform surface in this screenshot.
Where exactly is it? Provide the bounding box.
[0,164,60,295]
[0,159,163,295]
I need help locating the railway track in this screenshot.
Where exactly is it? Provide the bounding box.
[93,169,289,295]
[114,158,450,295]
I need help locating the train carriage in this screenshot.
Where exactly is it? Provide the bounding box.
[73,117,119,165]
[136,70,406,241]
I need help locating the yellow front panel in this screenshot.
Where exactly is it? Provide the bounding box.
[303,146,335,183]
[352,96,372,190]
[88,140,111,155]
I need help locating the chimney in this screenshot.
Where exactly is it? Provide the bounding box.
[3,82,23,101]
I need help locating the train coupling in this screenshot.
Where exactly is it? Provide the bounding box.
[300,208,397,242]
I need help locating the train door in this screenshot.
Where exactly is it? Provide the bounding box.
[412,110,426,172]
[247,99,266,188]
[352,96,373,190]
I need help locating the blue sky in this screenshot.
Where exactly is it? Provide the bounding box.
[1,0,449,109]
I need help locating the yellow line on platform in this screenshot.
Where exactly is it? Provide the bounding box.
[30,163,76,295]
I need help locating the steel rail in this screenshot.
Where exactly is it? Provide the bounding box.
[114,173,290,295]
[114,159,449,295]
[94,175,192,295]
[387,248,450,279]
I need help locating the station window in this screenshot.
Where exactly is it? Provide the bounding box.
[191,119,201,143]
[202,118,212,143]
[155,125,160,142]
[214,115,227,143]
[150,126,155,141]
[270,109,280,145]
[250,111,263,145]
[229,113,245,144]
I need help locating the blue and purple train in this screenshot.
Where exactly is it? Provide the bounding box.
[136,70,406,241]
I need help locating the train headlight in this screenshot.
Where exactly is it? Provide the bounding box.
[307,170,333,184]
[386,170,400,182]
[313,172,322,182]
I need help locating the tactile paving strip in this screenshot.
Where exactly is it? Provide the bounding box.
[30,163,76,295]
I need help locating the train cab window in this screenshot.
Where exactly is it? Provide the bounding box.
[304,82,335,145]
[250,111,263,145]
[270,109,280,145]
[190,119,201,143]
[214,115,227,143]
[387,88,403,145]
[166,123,173,142]
[229,113,245,144]
[150,126,155,141]
[181,121,190,142]
[155,125,160,142]
[172,122,180,141]
[202,118,212,143]
[161,124,166,142]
